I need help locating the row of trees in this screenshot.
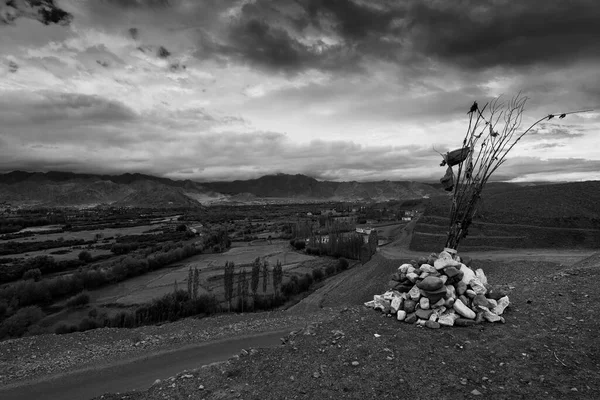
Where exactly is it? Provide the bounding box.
[222,258,284,312]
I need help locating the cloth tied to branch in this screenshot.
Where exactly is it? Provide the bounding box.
[440,166,454,191]
[441,147,471,167]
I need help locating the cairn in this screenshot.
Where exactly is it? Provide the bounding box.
[365,249,510,328]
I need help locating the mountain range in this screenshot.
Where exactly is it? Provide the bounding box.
[0,171,445,208]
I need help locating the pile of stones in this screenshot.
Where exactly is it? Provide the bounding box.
[364,250,510,328]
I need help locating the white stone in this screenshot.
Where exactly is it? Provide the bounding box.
[466,289,477,298]
[438,251,453,260]
[419,297,430,310]
[396,310,407,321]
[469,278,487,295]
[398,263,412,273]
[460,263,476,285]
[406,272,419,282]
[487,298,498,309]
[364,300,376,308]
[420,264,436,273]
[438,311,457,326]
[409,285,421,301]
[391,297,403,313]
[492,296,510,315]
[478,306,503,323]
[440,275,448,284]
[419,272,429,279]
[382,291,395,301]
[445,285,456,299]
[475,268,488,286]
[453,298,476,319]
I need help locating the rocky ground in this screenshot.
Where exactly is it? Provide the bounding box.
[0,309,340,387]
[89,252,600,400]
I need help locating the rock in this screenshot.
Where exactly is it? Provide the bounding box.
[438,310,458,326]
[438,251,453,261]
[421,286,447,304]
[454,318,477,327]
[403,299,417,313]
[419,297,430,310]
[475,268,488,285]
[434,257,461,271]
[390,273,402,281]
[405,313,417,324]
[459,295,470,306]
[444,298,455,308]
[440,275,448,284]
[473,294,491,308]
[408,286,421,301]
[382,291,395,301]
[388,281,403,291]
[425,320,440,329]
[397,310,407,321]
[351,361,360,367]
[153,379,161,385]
[478,306,504,322]
[364,300,376,308]
[417,276,444,291]
[475,311,485,324]
[391,297,403,313]
[487,298,498,309]
[487,286,509,300]
[431,298,445,309]
[466,289,477,298]
[419,271,429,279]
[420,263,436,273]
[492,296,510,315]
[456,281,467,296]
[398,264,412,274]
[446,284,457,299]
[415,309,433,320]
[431,307,445,320]
[453,299,476,319]
[427,253,438,265]
[406,272,419,283]
[471,389,482,396]
[373,297,391,313]
[407,266,416,274]
[417,257,429,266]
[459,264,476,285]
[469,278,487,295]
[444,266,463,284]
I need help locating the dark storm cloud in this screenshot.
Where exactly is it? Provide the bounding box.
[214,0,600,72]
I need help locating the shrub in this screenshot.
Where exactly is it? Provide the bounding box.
[66,291,90,308]
[312,268,324,282]
[78,250,93,263]
[23,268,42,282]
[325,264,336,276]
[78,317,98,332]
[0,306,45,339]
[292,240,306,250]
[337,258,349,271]
[55,323,71,335]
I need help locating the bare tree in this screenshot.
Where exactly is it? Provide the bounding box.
[262,260,269,293]
[250,257,260,308]
[441,94,593,251]
[193,267,200,300]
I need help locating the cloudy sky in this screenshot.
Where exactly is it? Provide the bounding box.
[1,0,599,183]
